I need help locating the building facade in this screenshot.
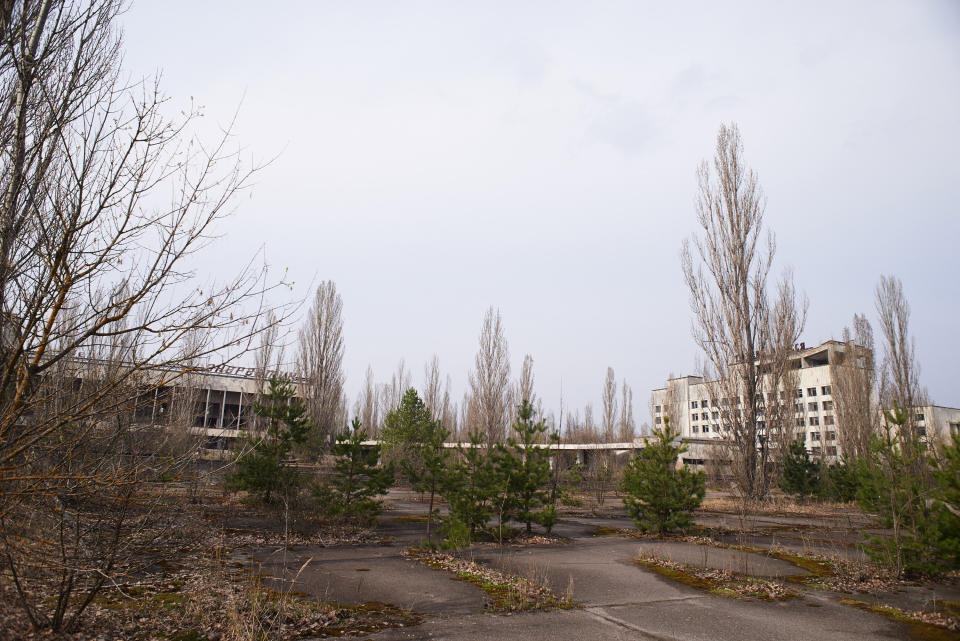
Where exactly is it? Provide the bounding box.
[650,340,960,464]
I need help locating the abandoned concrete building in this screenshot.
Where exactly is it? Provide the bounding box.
[650,340,960,466]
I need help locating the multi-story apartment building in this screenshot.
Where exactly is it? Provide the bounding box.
[651,340,960,464]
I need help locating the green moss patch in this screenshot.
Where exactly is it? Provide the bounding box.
[405,548,577,612]
[839,599,960,641]
[635,557,799,602]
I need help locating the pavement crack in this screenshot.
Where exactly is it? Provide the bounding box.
[587,595,710,608]
[584,606,676,640]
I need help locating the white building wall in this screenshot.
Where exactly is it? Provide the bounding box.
[651,340,960,464]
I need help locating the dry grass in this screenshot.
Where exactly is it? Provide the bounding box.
[405,548,577,612]
[0,488,415,640]
[700,495,859,518]
[635,554,799,601]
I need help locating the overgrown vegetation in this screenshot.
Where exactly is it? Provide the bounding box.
[228,378,311,504]
[857,404,960,576]
[780,438,820,499]
[315,418,394,524]
[622,417,706,534]
[635,555,797,601]
[405,548,576,612]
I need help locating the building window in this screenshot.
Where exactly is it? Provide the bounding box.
[811,432,821,441]
[702,399,709,407]
[655,416,661,424]
[916,413,925,422]
[812,447,822,456]
[712,412,719,420]
[809,416,820,426]
[691,413,698,421]
[823,400,833,410]
[702,425,709,433]
[795,404,803,414]
[795,389,803,398]
[822,385,831,395]
[826,431,836,441]
[824,415,835,425]
[691,401,698,409]
[808,402,818,412]
[655,405,661,413]
[826,446,837,456]
[796,418,806,427]
[807,387,817,396]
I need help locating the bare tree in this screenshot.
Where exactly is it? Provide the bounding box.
[467,307,512,447]
[681,123,806,501]
[0,1,289,630]
[423,355,443,415]
[831,314,877,461]
[518,353,536,406]
[380,358,412,419]
[297,281,345,449]
[617,380,635,442]
[567,403,600,443]
[355,365,380,436]
[763,276,805,468]
[601,367,618,442]
[422,355,456,436]
[875,275,926,425]
[251,310,284,433]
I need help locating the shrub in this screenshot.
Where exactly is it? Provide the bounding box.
[622,417,705,534]
[227,378,311,504]
[779,438,820,499]
[856,404,956,576]
[317,418,394,524]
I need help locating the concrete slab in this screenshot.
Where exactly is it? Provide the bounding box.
[594,591,905,641]
[368,592,911,641]
[470,537,806,608]
[241,544,488,615]
[368,608,656,641]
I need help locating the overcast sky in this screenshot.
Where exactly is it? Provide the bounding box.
[120,0,960,421]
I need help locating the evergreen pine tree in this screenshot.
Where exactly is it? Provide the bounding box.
[499,399,556,533]
[780,438,820,499]
[381,388,436,481]
[622,417,705,534]
[404,418,450,542]
[227,377,311,504]
[322,417,394,523]
[932,432,960,571]
[856,403,947,575]
[441,430,494,539]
